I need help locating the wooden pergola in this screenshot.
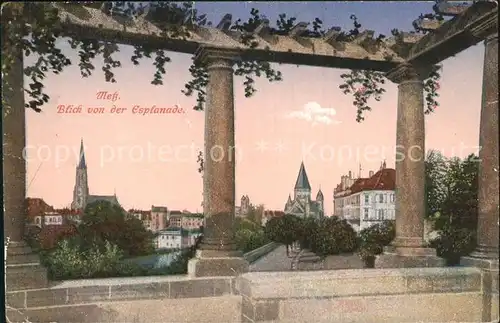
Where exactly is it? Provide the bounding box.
[3,0,498,287]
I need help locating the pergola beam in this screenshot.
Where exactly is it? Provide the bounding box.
[433,0,471,17]
[408,1,498,65]
[53,3,403,71]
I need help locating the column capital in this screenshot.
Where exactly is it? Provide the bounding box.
[385,63,436,84]
[194,46,241,70]
[485,32,499,44]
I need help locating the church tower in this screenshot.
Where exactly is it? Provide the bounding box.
[316,188,324,216]
[71,139,89,210]
[294,162,311,202]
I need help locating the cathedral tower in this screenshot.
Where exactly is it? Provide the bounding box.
[294,162,311,202]
[71,139,89,210]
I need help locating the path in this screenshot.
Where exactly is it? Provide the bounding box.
[250,245,293,272]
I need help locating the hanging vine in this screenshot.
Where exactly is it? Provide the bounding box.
[182,8,284,111]
[338,15,443,122]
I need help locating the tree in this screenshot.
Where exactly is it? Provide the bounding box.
[264,214,302,256]
[425,151,479,265]
[425,151,479,231]
[78,201,155,257]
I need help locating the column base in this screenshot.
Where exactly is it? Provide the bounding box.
[188,249,249,277]
[374,246,445,268]
[461,255,499,270]
[6,241,48,291]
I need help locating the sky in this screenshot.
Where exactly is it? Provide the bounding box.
[25,1,484,215]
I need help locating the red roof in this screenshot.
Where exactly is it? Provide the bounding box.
[347,168,395,195]
[54,208,82,216]
[26,198,54,218]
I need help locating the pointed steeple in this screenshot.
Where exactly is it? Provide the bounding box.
[316,187,324,200]
[287,194,292,203]
[78,138,87,169]
[294,162,311,190]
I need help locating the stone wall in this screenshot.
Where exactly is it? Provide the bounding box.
[236,267,498,323]
[6,266,498,322]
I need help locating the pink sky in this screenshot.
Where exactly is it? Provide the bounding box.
[25,37,485,215]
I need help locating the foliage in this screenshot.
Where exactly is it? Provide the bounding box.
[356,220,396,268]
[40,234,204,280]
[235,214,269,253]
[78,201,156,257]
[425,150,479,231]
[43,239,124,280]
[310,217,358,256]
[264,214,302,247]
[430,225,476,266]
[297,217,321,250]
[338,19,442,122]
[235,229,269,253]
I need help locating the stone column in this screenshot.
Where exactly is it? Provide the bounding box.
[462,33,499,270]
[188,46,249,277]
[375,63,445,268]
[3,30,48,289]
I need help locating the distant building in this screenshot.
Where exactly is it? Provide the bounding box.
[129,209,153,231]
[155,227,202,249]
[181,214,204,230]
[333,170,358,216]
[284,162,324,218]
[151,205,169,231]
[235,195,251,217]
[333,161,396,232]
[71,139,120,211]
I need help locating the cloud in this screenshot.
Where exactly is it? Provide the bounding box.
[285,101,341,126]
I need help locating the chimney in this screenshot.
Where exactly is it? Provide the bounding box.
[369,170,374,177]
[348,171,352,179]
[341,176,346,189]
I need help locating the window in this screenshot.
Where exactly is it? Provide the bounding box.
[391,194,395,203]
[365,194,369,204]
[379,194,383,203]
[364,208,369,219]
[378,209,385,220]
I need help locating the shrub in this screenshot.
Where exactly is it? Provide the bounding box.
[298,217,320,250]
[430,226,476,266]
[78,201,155,257]
[45,239,124,280]
[235,229,268,253]
[264,214,302,247]
[311,217,357,256]
[37,224,78,250]
[357,221,395,267]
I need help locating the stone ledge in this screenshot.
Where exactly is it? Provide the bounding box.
[6,275,235,309]
[236,267,482,299]
[244,242,280,264]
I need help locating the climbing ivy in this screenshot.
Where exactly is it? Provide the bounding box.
[2,2,441,120]
[338,16,442,122]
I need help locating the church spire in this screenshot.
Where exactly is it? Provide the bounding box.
[294,162,311,190]
[78,138,87,169]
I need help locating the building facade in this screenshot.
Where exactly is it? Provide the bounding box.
[334,162,396,232]
[284,162,324,218]
[151,205,168,231]
[71,139,120,211]
[235,195,251,217]
[155,227,202,249]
